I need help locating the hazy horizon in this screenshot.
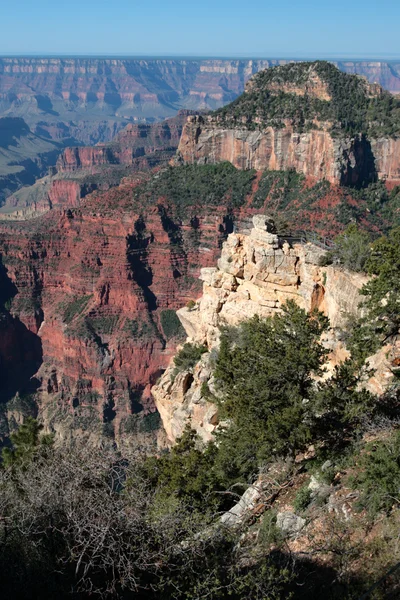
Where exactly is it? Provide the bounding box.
[1,54,400,61]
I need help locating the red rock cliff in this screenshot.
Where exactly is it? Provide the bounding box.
[56,112,189,173]
[0,178,236,446]
[178,116,399,186]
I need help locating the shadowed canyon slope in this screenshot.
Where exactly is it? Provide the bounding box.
[0,117,62,204]
[0,165,251,447]
[0,111,190,216]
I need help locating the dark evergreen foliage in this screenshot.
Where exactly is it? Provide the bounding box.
[215,61,400,138]
[133,163,256,218]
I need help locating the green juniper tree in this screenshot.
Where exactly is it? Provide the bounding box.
[1,417,53,468]
[212,301,330,482]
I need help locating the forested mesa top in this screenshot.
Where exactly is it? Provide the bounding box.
[214,61,400,137]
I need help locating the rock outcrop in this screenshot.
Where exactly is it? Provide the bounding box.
[178,115,399,187]
[1,59,399,144]
[370,137,400,182]
[177,63,400,186]
[2,58,400,205]
[178,115,347,184]
[152,216,395,444]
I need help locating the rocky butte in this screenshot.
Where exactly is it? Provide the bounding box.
[1,58,399,146]
[178,61,400,186]
[1,58,400,208]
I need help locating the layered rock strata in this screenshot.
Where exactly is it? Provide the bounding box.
[56,112,190,173]
[0,112,190,217]
[0,187,236,447]
[178,114,400,186]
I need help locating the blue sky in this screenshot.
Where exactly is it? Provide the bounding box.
[0,0,399,58]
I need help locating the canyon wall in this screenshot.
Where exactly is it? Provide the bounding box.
[56,111,189,173]
[178,116,339,183]
[177,115,398,186]
[1,58,399,204]
[0,58,283,146]
[371,137,400,183]
[0,179,237,447]
[0,117,62,203]
[152,216,396,444]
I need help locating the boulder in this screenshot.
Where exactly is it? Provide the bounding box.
[221,483,263,526]
[252,214,276,233]
[276,512,306,536]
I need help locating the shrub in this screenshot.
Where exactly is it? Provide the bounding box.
[355,431,400,517]
[173,343,207,373]
[322,224,372,272]
[362,227,400,340]
[259,510,284,546]
[345,227,400,363]
[186,299,196,310]
[1,417,54,468]
[61,295,93,324]
[133,163,256,218]
[139,411,162,433]
[160,309,185,340]
[212,301,330,481]
[86,315,119,335]
[311,359,375,448]
[293,485,312,513]
[139,426,223,511]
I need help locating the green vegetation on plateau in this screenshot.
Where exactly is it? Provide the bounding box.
[215,61,400,137]
[160,309,185,340]
[133,162,256,217]
[251,170,400,235]
[131,164,400,238]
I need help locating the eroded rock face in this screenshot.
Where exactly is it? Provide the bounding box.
[56,113,189,173]
[371,137,400,184]
[1,113,191,219]
[178,117,339,183]
[276,512,306,536]
[0,185,234,447]
[0,58,288,147]
[152,216,395,444]
[178,115,395,186]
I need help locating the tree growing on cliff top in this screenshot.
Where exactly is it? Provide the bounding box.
[347,227,400,363]
[362,227,400,340]
[212,301,330,482]
[321,224,372,272]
